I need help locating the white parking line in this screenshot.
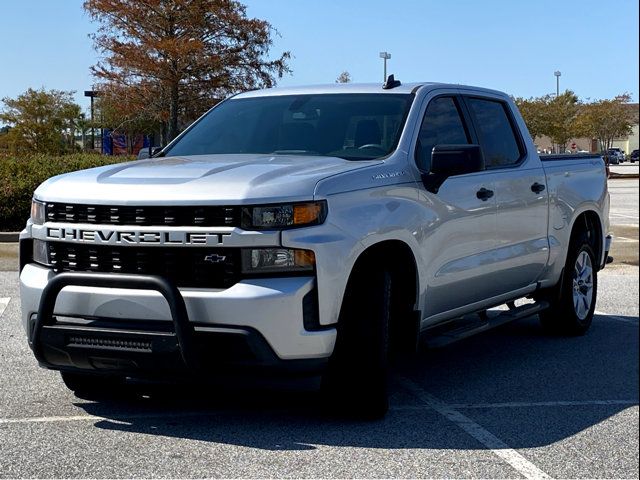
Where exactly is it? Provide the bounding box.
[595,312,639,325]
[0,410,218,425]
[449,400,638,409]
[611,213,639,220]
[611,224,639,230]
[0,414,111,425]
[0,297,10,318]
[398,377,551,480]
[392,399,638,411]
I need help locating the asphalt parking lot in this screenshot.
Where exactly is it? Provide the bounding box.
[0,178,637,478]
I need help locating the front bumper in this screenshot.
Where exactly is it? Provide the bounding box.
[28,314,328,376]
[20,264,336,375]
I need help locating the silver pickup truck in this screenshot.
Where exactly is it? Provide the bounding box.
[19,79,611,417]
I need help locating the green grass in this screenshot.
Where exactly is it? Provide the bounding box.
[0,153,131,231]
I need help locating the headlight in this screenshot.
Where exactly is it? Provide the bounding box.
[32,239,50,266]
[242,201,326,230]
[241,248,315,274]
[30,199,46,225]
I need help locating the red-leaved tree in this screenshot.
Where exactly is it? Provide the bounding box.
[84,0,291,142]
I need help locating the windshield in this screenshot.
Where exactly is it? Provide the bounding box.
[165,93,413,160]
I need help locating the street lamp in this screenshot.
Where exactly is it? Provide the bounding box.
[379,51,391,82]
[554,71,561,96]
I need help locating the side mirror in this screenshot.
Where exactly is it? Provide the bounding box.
[422,144,485,194]
[431,144,485,176]
[137,146,164,160]
[152,146,164,156]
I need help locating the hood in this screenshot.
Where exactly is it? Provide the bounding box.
[35,154,380,205]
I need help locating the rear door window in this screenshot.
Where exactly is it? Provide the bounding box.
[465,98,523,167]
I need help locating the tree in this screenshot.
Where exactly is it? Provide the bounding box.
[514,96,547,142]
[0,88,82,154]
[74,113,93,151]
[94,85,163,153]
[544,91,582,153]
[335,71,352,83]
[0,126,10,153]
[84,0,291,143]
[575,93,636,152]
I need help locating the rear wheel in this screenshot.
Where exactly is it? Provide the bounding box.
[322,267,391,419]
[539,240,597,335]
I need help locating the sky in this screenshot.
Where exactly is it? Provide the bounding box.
[0,0,638,115]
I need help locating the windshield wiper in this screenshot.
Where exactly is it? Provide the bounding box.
[269,150,321,156]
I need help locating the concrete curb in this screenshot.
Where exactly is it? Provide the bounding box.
[609,173,639,179]
[0,232,20,243]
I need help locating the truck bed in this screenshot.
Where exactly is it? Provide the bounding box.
[540,153,602,162]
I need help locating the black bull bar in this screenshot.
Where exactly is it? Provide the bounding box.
[31,272,199,370]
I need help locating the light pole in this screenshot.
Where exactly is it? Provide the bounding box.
[554,71,561,96]
[379,51,391,81]
[84,89,101,151]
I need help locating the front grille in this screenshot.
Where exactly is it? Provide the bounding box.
[49,242,240,288]
[45,203,241,227]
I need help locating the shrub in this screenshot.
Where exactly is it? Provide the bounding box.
[0,153,131,231]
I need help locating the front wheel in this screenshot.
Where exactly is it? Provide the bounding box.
[322,267,391,419]
[60,371,127,399]
[539,242,597,335]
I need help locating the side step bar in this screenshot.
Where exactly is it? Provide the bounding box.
[422,301,549,349]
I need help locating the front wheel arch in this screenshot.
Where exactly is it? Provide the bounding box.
[341,240,420,354]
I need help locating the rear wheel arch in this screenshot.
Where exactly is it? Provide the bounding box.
[544,209,603,298]
[537,210,602,335]
[569,210,603,268]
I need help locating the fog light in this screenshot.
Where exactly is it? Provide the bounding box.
[241,248,315,274]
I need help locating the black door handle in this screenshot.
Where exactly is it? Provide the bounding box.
[476,187,494,201]
[531,182,546,193]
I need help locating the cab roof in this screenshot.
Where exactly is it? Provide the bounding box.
[234,82,432,98]
[233,82,508,99]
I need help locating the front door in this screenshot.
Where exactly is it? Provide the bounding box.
[412,95,500,320]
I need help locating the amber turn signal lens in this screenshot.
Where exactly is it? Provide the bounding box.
[294,249,316,267]
[293,203,322,225]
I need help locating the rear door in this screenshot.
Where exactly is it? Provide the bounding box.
[462,95,549,294]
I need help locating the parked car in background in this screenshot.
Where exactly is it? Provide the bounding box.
[607,148,625,163]
[604,151,619,164]
[630,149,639,163]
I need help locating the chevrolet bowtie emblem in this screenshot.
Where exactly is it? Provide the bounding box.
[203,253,227,264]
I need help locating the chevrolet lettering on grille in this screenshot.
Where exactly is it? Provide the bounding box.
[46,227,231,246]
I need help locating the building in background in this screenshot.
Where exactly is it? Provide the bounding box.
[612,104,639,155]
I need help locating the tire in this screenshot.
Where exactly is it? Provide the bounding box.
[60,371,127,399]
[539,238,598,336]
[322,267,391,419]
